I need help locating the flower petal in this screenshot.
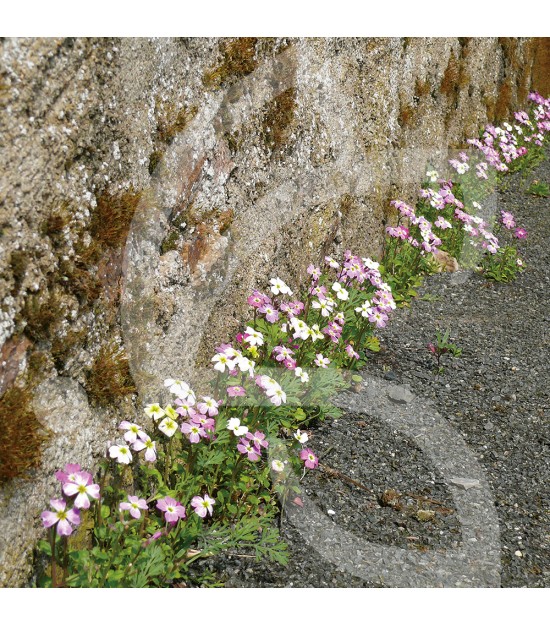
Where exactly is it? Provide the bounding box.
[57,519,73,536]
[41,511,58,528]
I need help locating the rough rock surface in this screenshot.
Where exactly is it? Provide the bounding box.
[0,37,545,586]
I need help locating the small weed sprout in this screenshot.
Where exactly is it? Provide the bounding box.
[427,329,462,374]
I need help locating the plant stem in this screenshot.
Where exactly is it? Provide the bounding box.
[49,527,58,588]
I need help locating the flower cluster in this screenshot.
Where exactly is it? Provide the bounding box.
[38,92,546,588]
[383,92,548,296]
[41,463,100,536]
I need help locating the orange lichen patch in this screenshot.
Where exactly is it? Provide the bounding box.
[398,102,415,128]
[180,218,231,285]
[91,187,142,249]
[41,202,72,248]
[440,50,460,97]
[499,38,521,73]
[156,102,198,144]
[218,209,234,234]
[203,37,259,89]
[495,80,513,122]
[0,336,31,396]
[532,37,550,97]
[262,87,297,151]
[339,194,356,216]
[0,386,50,484]
[85,342,136,407]
[414,79,431,98]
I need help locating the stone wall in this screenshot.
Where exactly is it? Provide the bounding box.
[0,37,542,586]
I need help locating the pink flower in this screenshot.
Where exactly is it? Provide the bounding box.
[227,385,246,397]
[501,211,516,229]
[191,494,215,518]
[175,397,196,418]
[62,471,100,509]
[197,396,219,417]
[119,495,148,519]
[310,285,327,300]
[118,421,148,444]
[246,430,269,450]
[345,344,360,360]
[191,413,216,432]
[314,353,330,368]
[247,290,271,308]
[132,435,157,462]
[300,448,319,470]
[181,421,207,443]
[514,227,527,239]
[237,437,262,461]
[156,497,186,523]
[55,463,83,485]
[259,303,280,323]
[144,530,164,546]
[307,264,321,281]
[41,499,81,536]
[434,216,452,230]
[369,309,388,328]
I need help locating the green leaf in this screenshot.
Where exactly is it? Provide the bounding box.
[37,539,52,557]
[363,336,380,352]
[100,505,111,519]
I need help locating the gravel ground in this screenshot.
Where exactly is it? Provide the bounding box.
[194,151,550,588]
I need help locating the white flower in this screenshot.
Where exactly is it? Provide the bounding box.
[426,169,439,182]
[266,386,287,406]
[144,403,166,420]
[313,296,336,318]
[269,277,293,296]
[325,256,339,269]
[294,429,309,444]
[158,417,178,438]
[235,354,255,376]
[109,444,133,464]
[271,459,285,473]
[362,257,380,270]
[211,353,236,373]
[119,421,147,444]
[223,346,241,359]
[132,436,157,462]
[261,376,280,392]
[294,367,309,383]
[332,282,349,301]
[306,324,323,342]
[243,326,264,347]
[290,317,309,340]
[314,353,330,368]
[164,379,190,398]
[227,417,248,437]
[355,301,373,318]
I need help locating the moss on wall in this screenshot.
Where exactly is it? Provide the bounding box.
[0,385,50,484]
